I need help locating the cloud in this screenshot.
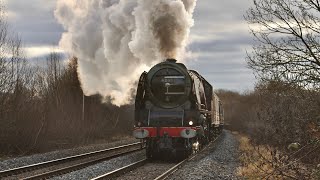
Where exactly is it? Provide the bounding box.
[4,0,63,46]
[189,34,254,53]
[5,0,256,92]
[185,0,256,91]
[193,0,253,22]
[23,46,65,59]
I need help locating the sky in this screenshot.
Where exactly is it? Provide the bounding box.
[4,0,256,92]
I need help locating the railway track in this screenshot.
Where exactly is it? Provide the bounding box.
[91,136,220,180]
[91,159,148,180]
[0,142,144,179]
[90,158,184,180]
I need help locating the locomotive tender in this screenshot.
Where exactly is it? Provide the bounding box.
[133,59,224,159]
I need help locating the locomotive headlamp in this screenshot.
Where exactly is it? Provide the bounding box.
[137,122,142,126]
[189,121,194,126]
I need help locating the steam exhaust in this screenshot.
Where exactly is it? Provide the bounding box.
[55,0,197,106]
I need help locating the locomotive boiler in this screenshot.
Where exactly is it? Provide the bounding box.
[133,59,224,159]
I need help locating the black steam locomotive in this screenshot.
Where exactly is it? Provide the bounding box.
[133,59,224,159]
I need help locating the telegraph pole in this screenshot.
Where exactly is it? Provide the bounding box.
[82,92,85,121]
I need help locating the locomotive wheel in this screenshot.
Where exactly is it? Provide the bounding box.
[146,139,155,160]
[219,126,223,134]
[200,134,209,146]
[146,147,153,159]
[176,149,190,160]
[146,140,161,160]
[146,147,159,160]
[210,128,215,141]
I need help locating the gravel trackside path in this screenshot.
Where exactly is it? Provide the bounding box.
[0,137,138,172]
[114,161,176,180]
[0,131,241,179]
[170,130,241,180]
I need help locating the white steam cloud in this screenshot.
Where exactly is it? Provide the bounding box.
[55,0,197,106]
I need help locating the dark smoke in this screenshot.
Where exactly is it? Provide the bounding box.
[55,0,197,106]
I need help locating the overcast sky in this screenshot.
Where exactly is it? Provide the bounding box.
[4,0,256,92]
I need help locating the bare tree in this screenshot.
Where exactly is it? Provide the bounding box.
[0,3,34,153]
[0,4,25,107]
[246,0,320,88]
[0,2,134,152]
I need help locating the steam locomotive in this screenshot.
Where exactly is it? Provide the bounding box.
[133,59,224,159]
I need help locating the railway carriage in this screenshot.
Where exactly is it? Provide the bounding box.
[133,59,224,159]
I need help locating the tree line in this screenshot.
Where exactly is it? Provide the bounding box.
[217,0,320,178]
[0,7,134,155]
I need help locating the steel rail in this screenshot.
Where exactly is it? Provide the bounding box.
[0,142,143,178]
[91,134,221,180]
[154,159,187,180]
[155,135,220,180]
[91,159,148,180]
[24,148,144,180]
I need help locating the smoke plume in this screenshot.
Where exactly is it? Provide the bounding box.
[55,0,197,106]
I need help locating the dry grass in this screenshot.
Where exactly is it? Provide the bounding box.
[236,134,319,180]
[237,135,274,179]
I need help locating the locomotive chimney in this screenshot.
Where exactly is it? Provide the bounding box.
[166,58,177,63]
